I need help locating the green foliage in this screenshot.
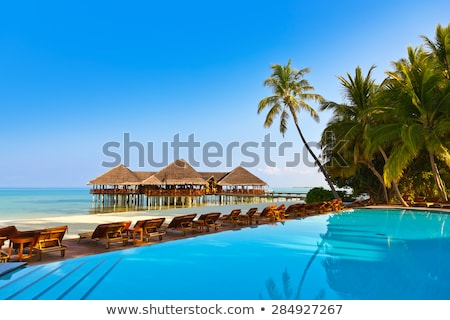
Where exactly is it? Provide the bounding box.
[320,23,450,202]
[305,187,334,203]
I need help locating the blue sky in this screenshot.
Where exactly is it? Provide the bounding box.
[0,0,449,188]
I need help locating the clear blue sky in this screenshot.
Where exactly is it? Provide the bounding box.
[0,0,449,188]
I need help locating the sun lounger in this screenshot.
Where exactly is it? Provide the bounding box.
[0,236,9,263]
[1,225,67,262]
[410,196,435,207]
[238,208,258,225]
[162,214,197,236]
[0,226,18,239]
[8,234,37,261]
[33,226,68,261]
[303,202,328,215]
[141,218,166,241]
[127,218,166,243]
[285,203,307,217]
[78,221,131,249]
[218,209,242,228]
[439,202,450,209]
[0,226,17,261]
[254,205,277,224]
[320,201,334,213]
[331,198,345,211]
[193,212,221,232]
[273,204,288,220]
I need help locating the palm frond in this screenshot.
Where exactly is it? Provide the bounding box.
[264,103,281,128]
[280,110,289,136]
[265,278,283,300]
[383,143,415,186]
[282,267,293,299]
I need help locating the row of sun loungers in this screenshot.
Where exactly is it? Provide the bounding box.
[0,225,68,262]
[0,200,346,263]
[402,195,450,208]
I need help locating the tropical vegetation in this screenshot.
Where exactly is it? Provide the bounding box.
[320,23,450,205]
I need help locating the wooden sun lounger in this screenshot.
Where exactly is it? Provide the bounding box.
[285,203,307,217]
[218,209,242,228]
[33,226,68,261]
[0,236,9,263]
[303,202,327,215]
[193,212,221,232]
[254,205,277,224]
[1,225,68,262]
[410,196,435,207]
[162,214,197,236]
[78,221,131,249]
[273,204,288,220]
[0,226,17,262]
[128,218,166,243]
[238,207,258,225]
[0,226,18,239]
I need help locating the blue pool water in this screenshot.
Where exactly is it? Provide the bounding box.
[0,208,449,300]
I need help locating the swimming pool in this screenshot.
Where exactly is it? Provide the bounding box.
[0,208,449,300]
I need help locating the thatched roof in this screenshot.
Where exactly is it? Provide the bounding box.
[88,162,268,187]
[134,171,155,182]
[217,166,268,186]
[198,172,228,181]
[87,164,141,185]
[142,159,206,185]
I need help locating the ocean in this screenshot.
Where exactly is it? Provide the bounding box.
[0,187,310,221]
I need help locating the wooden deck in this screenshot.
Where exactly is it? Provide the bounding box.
[9,218,275,266]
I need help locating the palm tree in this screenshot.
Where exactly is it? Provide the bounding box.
[376,46,450,201]
[421,23,450,79]
[320,66,408,205]
[320,66,384,203]
[258,60,339,199]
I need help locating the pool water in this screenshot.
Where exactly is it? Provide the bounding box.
[0,208,449,300]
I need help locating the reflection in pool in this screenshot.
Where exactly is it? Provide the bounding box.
[0,208,449,299]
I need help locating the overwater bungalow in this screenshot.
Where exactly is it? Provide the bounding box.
[140,159,208,196]
[87,159,269,208]
[215,166,267,195]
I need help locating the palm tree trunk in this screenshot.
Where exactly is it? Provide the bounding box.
[295,237,325,299]
[429,151,448,202]
[365,161,389,204]
[293,120,340,199]
[378,148,409,207]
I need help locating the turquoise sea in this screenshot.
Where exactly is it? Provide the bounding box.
[0,187,309,221]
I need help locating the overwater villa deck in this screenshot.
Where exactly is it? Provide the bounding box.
[88,160,270,209]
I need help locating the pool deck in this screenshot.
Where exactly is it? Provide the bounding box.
[4,204,450,267]
[8,217,276,266]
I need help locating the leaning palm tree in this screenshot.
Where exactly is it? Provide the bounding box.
[258,60,339,199]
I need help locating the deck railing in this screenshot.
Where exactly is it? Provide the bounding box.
[90,188,267,196]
